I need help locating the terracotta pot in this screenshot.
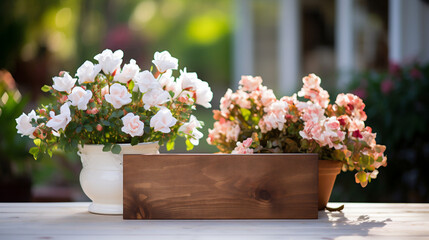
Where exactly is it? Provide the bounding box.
[318,159,342,210]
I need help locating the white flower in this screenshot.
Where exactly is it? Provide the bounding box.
[121,113,144,137]
[158,70,174,87]
[143,88,171,110]
[159,70,181,99]
[152,51,178,73]
[16,110,38,138]
[105,83,132,109]
[114,59,140,83]
[76,61,101,84]
[94,49,123,74]
[52,72,76,93]
[47,103,72,131]
[178,68,199,90]
[195,80,213,108]
[178,115,203,145]
[68,87,93,110]
[150,108,177,133]
[134,70,161,93]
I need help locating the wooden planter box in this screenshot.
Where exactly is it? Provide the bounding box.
[123,154,318,219]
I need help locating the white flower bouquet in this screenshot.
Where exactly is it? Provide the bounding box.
[16,49,213,159]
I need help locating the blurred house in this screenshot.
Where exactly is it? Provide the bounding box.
[233,0,429,94]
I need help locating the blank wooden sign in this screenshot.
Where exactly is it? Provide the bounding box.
[123,154,318,219]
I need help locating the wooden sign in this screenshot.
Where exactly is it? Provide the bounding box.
[123,154,318,219]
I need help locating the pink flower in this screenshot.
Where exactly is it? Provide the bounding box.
[239,75,262,92]
[225,122,240,142]
[260,100,288,132]
[335,93,367,121]
[299,102,325,123]
[150,108,177,133]
[105,83,132,109]
[302,73,321,89]
[381,79,394,95]
[260,86,277,107]
[231,90,251,109]
[220,89,233,113]
[297,74,330,108]
[410,68,422,79]
[101,85,109,97]
[121,112,144,137]
[231,138,254,154]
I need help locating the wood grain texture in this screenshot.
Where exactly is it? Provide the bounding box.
[123,154,318,219]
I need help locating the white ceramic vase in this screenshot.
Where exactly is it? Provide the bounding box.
[78,142,159,215]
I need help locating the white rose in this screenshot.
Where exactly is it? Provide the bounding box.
[150,108,177,133]
[121,113,144,137]
[152,51,178,73]
[47,102,72,131]
[68,87,93,110]
[16,110,38,138]
[178,115,203,145]
[195,80,213,108]
[158,70,174,87]
[105,83,132,109]
[114,59,140,83]
[94,49,123,74]
[178,68,199,90]
[52,72,76,93]
[134,70,161,93]
[142,88,171,110]
[76,61,101,84]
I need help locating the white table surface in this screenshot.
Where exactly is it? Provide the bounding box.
[0,202,428,239]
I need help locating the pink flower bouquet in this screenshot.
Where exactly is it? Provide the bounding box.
[16,49,212,159]
[208,74,386,187]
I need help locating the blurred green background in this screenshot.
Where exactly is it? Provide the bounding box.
[0,0,428,203]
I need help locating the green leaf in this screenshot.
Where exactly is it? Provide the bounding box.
[240,108,251,121]
[102,143,112,152]
[101,120,111,126]
[356,171,368,183]
[166,139,175,151]
[131,137,139,146]
[29,147,39,160]
[169,90,175,98]
[41,85,51,92]
[128,80,135,92]
[115,110,124,118]
[34,139,41,147]
[76,126,82,133]
[84,125,93,132]
[111,144,122,154]
[185,139,194,151]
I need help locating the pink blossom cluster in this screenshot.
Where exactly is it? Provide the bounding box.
[231,138,253,154]
[297,74,330,108]
[208,73,387,187]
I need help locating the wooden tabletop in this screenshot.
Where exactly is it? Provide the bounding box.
[0,202,428,239]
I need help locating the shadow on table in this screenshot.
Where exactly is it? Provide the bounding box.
[320,210,392,237]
